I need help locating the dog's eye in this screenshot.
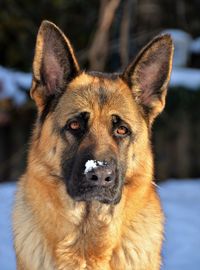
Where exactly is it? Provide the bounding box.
[114,126,129,137]
[69,120,81,130]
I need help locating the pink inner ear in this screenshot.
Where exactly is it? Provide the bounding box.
[137,59,167,106]
[43,53,64,95]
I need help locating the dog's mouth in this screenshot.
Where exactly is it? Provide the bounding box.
[67,178,122,204]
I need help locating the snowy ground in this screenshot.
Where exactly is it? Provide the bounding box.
[0,180,200,270]
[160,180,200,270]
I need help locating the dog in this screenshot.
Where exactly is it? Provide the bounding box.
[13,20,173,270]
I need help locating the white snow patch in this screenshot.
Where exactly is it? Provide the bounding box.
[170,67,200,89]
[84,160,105,174]
[190,37,200,53]
[162,29,192,67]
[1,179,200,270]
[0,66,32,106]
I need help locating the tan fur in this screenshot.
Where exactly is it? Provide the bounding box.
[13,21,173,270]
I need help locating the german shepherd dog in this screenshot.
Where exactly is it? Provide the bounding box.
[13,21,173,270]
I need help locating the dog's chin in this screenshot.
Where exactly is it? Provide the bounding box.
[72,194,121,205]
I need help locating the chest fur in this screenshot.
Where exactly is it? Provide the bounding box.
[54,213,163,270]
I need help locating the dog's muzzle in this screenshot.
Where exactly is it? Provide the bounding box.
[66,159,122,204]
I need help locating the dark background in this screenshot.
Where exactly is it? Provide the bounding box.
[0,0,200,182]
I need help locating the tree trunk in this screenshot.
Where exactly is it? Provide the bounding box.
[89,0,121,71]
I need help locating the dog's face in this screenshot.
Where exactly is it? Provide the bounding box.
[54,74,145,204]
[30,21,173,204]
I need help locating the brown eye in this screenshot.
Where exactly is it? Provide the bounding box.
[115,126,129,136]
[69,120,81,130]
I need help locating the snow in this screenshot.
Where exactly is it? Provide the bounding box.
[0,66,32,106]
[162,29,192,67]
[0,179,200,270]
[190,37,200,53]
[160,29,200,89]
[84,160,106,174]
[0,183,16,270]
[170,67,200,89]
[159,180,200,270]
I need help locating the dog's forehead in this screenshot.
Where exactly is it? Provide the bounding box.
[56,72,139,121]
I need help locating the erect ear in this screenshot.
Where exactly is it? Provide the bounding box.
[123,34,174,124]
[31,20,80,109]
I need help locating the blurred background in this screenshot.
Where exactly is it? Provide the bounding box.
[0,0,200,182]
[0,1,200,269]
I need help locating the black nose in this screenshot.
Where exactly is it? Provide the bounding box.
[85,165,115,187]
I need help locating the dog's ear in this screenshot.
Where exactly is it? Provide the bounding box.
[31,20,80,108]
[123,35,174,124]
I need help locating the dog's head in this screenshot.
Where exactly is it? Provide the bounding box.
[30,21,173,204]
